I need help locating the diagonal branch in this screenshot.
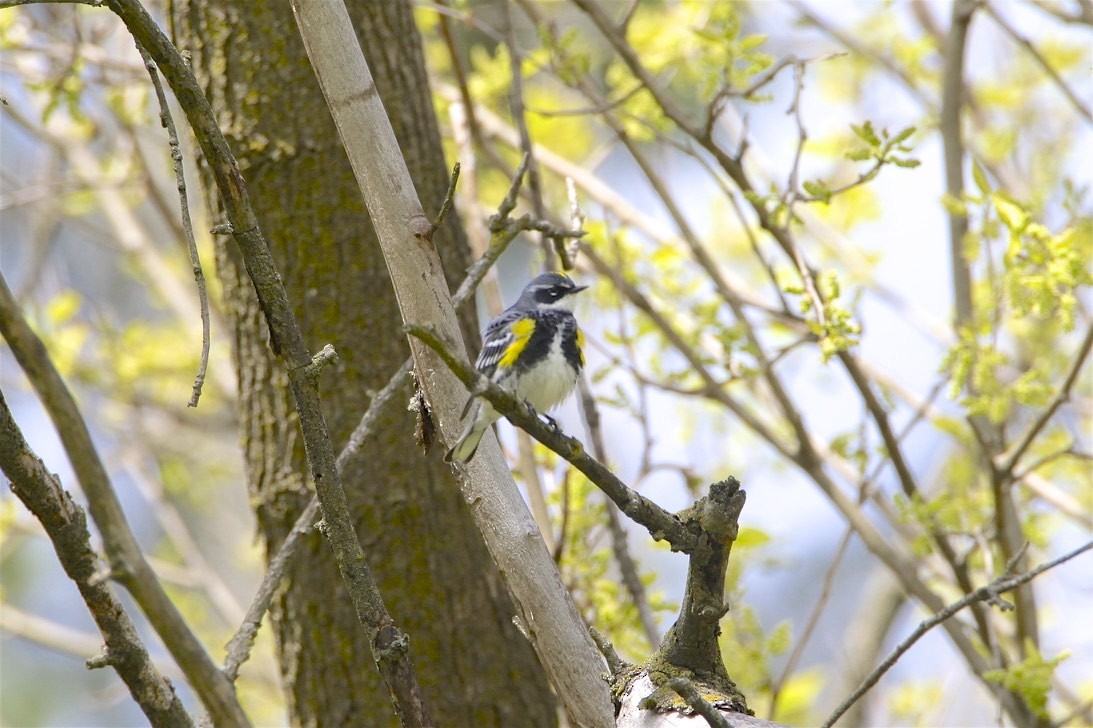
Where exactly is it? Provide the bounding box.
[0,391,194,728]
[997,321,1093,478]
[405,322,700,553]
[0,270,249,727]
[822,539,1093,728]
[984,2,1092,122]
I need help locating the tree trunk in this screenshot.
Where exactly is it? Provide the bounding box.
[169,1,557,724]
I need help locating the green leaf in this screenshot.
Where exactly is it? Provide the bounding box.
[739,33,768,52]
[771,668,825,724]
[766,621,792,655]
[940,193,968,217]
[984,643,1068,718]
[46,290,82,326]
[992,193,1030,232]
[850,120,880,146]
[888,125,916,145]
[734,526,772,549]
[802,179,832,203]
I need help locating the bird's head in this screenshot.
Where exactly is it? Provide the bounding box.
[517,272,588,312]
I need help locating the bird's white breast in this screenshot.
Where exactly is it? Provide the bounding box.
[513,332,579,413]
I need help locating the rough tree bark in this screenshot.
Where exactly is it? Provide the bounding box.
[169,1,556,724]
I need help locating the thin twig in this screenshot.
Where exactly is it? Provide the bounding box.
[502,1,555,267]
[0,600,184,681]
[984,2,1092,122]
[1052,697,1093,728]
[119,448,245,628]
[220,361,409,683]
[781,61,808,214]
[417,0,508,42]
[136,44,211,409]
[1027,0,1093,26]
[495,152,531,222]
[998,322,1093,478]
[428,162,461,238]
[577,375,661,649]
[435,0,487,169]
[767,528,854,716]
[525,83,644,118]
[1014,446,1088,482]
[822,539,1093,728]
[588,626,627,675]
[564,176,585,267]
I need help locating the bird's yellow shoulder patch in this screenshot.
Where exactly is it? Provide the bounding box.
[498,317,536,368]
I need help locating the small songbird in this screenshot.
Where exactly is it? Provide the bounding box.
[445,272,588,464]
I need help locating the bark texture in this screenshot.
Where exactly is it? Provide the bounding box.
[169,1,556,724]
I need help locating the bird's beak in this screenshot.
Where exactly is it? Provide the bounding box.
[572,285,589,293]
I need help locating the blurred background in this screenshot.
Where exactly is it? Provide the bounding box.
[2,1,1090,726]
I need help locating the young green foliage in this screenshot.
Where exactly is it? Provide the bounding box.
[984,644,1070,719]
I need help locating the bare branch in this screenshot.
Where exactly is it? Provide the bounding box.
[425,162,461,240]
[577,374,661,649]
[134,43,212,408]
[118,450,246,628]
[1027,0,1093,25]
[984,2,1092,121]
[524,83,644,118]
[0,0,101,5]
[589,626,628,676]
[502,0,561,266]
[0,390,195,727]
[222,354,411,684]
[997,322,1093,478]
[495,151,532,221]
[822,539,1093,728]
[0,270,249,726]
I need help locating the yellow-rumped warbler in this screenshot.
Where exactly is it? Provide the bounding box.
[445,272,588,464]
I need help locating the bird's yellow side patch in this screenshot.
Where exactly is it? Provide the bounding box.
[498,317,536,368]
[576,327,585,365]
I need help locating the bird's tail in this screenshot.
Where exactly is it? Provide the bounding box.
[444,405,492,464]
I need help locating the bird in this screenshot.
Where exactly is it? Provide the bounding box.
[445,271,588,464]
